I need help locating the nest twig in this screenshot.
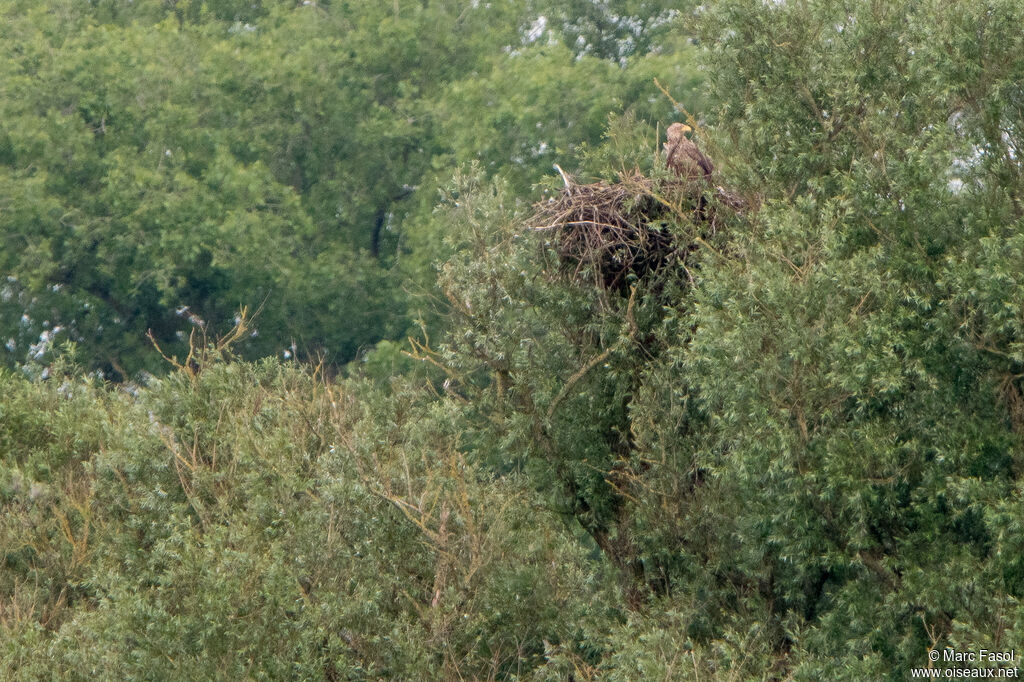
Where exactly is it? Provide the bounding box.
[531,168,710,291]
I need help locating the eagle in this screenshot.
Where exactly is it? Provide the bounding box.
[664,122,713,180]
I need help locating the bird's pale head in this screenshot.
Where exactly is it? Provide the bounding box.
[666,122,692,144]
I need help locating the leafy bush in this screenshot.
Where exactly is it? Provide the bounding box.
[2,353,615,680]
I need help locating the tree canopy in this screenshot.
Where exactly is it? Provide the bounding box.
[0,0,698,378]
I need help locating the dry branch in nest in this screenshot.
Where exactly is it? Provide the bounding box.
[530,166,737,292]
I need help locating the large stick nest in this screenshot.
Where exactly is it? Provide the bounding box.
[531,169,734,292]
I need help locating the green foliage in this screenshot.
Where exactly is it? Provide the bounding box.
[7,0,1024,678]
[0,3,414,375]
[380,0,1024,676]
[533,0,692,63]
[673,0,1024,676]
[0,0,701,379]
[1,352,611,680]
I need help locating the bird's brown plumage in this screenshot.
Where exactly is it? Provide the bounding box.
[664,123,713,180]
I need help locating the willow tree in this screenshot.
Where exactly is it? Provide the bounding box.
[427,0,1024,677]
[671,0,1024,676]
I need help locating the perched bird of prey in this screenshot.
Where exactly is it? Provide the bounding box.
[664,123,713,180]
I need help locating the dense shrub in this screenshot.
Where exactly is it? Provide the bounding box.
[1,358,611,680]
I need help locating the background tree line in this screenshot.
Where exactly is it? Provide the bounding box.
[0,0,693,378]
